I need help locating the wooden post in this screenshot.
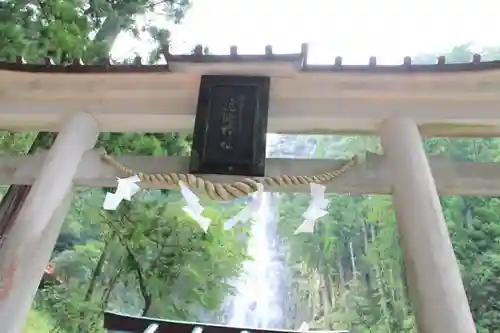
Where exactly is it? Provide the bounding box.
[0,113,99,333]
[379,116,475,333]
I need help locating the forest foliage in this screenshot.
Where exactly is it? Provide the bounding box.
[0,0,247,332]
[1,0,500,332]
[274,70,500,333]
[1,134,249,333]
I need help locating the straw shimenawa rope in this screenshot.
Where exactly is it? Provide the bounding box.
[101,153,358,201]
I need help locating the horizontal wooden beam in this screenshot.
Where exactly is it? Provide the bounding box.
[3,69,500,136]
[4,150,500,196]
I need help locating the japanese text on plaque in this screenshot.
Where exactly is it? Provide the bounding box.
[220,94,244,150]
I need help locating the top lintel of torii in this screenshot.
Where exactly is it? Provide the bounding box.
[3,43,500,136]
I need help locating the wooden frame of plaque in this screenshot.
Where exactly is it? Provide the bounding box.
[189,75,270,177]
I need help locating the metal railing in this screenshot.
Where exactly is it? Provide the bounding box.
[143,323,159,333]
[104,311,349,333]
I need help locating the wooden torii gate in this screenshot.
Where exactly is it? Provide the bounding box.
[1,44,497,333]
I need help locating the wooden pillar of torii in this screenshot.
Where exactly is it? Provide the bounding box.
[0,113,99,333]
[379,116,476,333]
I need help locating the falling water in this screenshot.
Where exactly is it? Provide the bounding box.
[219,134,320,329]
[222,192,291,329]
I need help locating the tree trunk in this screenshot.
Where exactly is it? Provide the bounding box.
[320,275,331,328]
[0,132,56,248]
[322,270,334,307]
[84,240,111,302]
[348,241,357,277]
[100,260,126,307]
[125,245,152,316]
[336,251,346,291]
[93,13,124,51]
[362,221,373,290]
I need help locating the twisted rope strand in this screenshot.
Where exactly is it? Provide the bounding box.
[101,154,358,201]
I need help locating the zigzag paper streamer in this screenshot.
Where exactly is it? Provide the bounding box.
[224,183,264,230]
[179,181,212,232]
[294,183,329,234]
[103,175,141,210]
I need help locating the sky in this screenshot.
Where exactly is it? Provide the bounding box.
[112,0,500,64]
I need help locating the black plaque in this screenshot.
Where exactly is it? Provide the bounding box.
[189,75,270,177]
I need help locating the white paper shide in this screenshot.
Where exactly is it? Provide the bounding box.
[224,183,265,230]
[179,181,212,232]
[103,175,142,210]
[294,183,329,234]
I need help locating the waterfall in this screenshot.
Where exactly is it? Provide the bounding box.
[222,192,291,329]
[220,134,322,329]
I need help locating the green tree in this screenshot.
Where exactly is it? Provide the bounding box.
[0,1,249,332]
